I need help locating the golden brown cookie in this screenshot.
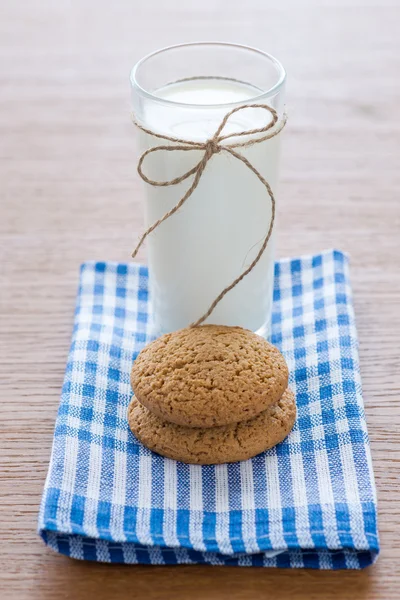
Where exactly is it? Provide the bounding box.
[130,325,289,428]
[127,388,296,465]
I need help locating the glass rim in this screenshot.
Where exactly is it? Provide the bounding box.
[130,42,286,109]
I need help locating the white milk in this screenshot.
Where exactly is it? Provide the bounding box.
[137,78,281,334]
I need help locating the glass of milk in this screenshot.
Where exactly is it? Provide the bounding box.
[130,42,286,336]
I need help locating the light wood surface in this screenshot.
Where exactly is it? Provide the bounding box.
[1,1,399,598]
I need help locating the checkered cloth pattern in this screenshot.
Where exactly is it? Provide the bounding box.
[38,249,379,568]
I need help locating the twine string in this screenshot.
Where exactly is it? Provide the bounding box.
[132,103,287,327]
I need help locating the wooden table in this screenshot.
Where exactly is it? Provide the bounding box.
[1,1,399,598]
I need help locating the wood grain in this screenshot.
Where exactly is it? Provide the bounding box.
[1,0,399,598]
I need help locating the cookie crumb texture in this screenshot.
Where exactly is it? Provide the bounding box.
[130,325,289,428]
[128,389,296,465]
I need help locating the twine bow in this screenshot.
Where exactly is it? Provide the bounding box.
[132,104,287,327]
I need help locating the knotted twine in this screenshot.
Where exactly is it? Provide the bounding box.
[132,104,287,327]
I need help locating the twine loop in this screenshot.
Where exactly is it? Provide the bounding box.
[132,103,287,327]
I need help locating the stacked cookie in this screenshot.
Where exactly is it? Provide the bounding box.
[128,325,296,465]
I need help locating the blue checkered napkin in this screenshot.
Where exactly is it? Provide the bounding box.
[38,249,379,569]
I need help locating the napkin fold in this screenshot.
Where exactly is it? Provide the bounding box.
[38,250,379,568]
